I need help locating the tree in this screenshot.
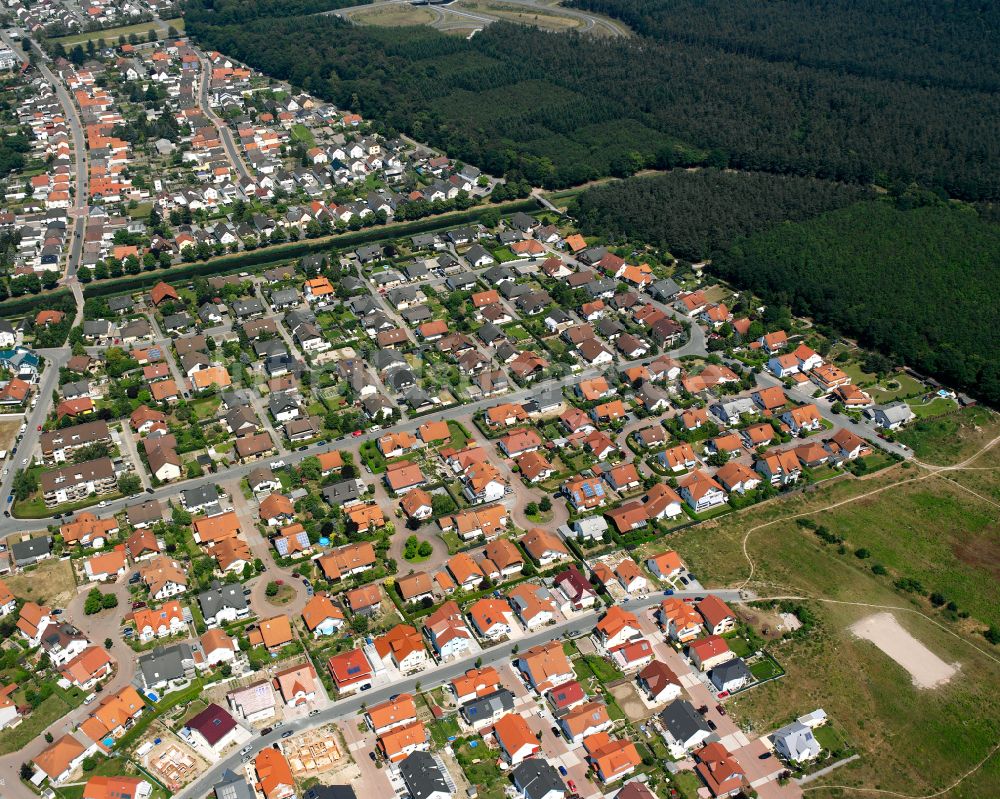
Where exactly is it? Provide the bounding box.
[44,732,53,743]
[525,501,539,516]
[854,548,871,559]
[20,763,31,781]
[539,496,552,512]
[84,588,103,615]
[417,540,433,558]
[117,473,142,495]
[104,637,113,649]
[101,593,118,609]
[265,581,279,597]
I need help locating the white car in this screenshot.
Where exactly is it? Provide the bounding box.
[270,460,285,469]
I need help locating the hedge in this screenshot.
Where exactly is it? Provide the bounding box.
[83,198,540,299]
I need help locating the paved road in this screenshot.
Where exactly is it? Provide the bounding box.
[0,347,73,510]
[197,54,251,181]
[333,0,628,37]
[1,32,89,283]
[174,587,744,799]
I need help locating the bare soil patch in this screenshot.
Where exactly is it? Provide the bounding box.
[849,612,958,689]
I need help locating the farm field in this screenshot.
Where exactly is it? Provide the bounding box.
[656,408,1000,797]
[51,18,184,48]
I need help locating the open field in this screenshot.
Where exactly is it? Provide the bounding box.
[656,415,1000,796]
[850,612,958,689]
[50,18,184,48]
[728,599,1000,798]
[0,420,20,452]
[898,405,998,464]
[5,557,77,606]
[349,5,439,27]
[454,0,584,31]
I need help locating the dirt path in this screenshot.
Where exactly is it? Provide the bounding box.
[735,434,1000,591]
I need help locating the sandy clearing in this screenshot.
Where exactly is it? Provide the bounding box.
[850,611,958,689]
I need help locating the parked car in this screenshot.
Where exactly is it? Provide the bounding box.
[558,766,568,776]
[260,727,273,736]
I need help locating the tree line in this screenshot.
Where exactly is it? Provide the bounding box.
[712,198,1000,405]
[184,9,1000,200]
[568,0,1000,92]
[570,169,873,261]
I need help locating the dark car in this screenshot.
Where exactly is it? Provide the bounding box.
[281,731,293,738]
[707,719,717,730]
[551,726,561,738]
[132,601,147,610]
[260,727,273,735]
[369,752,377,761]
[716,704,727,716]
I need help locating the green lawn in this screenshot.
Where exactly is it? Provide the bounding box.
[580,654,624,685]
[670,770,705,799]
[666,462,1000,798]
[291,124,316,147]
[749,658,783,681]
[446,420,470,449]
[51,18,184,47]
[907,396,959,418]
[0,693,73,754]
[428,715,462,747]
[896,406,996,464]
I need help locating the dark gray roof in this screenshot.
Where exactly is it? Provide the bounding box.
[11,536,51,565]
[198,581,249,620]
[304,787,358,799]
[460,688,514,724]
[710,657,751,685]
[183,484,220,508]
[399,751,449,799]
[323,480,363,505]
[139,642,193,686]
[215,770,256,799]
[658,699,711,742]
[511,759,564,799]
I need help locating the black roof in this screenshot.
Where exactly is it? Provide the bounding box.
[511,759,564,799]
[399,751,449,799]
[658,699,711,742]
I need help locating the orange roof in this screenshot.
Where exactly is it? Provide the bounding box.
[201,628,236,654]
[448,552,485,586]
[255,748,295,799]
[191,366,232,389]
[273,662,317,702]
[563,701,611,737]
[378,720,427,761]
[583,732,642,780]
[301,593,344,632]
[648,550,683,574]
[373,624,425,664]
[451,667,501,699]
[60,646,113,686]
[367,694,417,731]
[493,712,536,754]
[401,488,433,518]
[346,503,384,531]
[193,510,241,544]
[467,598,512,633]
[418,420,451,443]
[82,776,147,799]
[565,234,587,252]
[85,544,126,577]
[317,450,344,473]
[249,616,293,650]
[318,541,377,580]
[34,734,86,779]
[596,606,639,639]
[132,600,184,632]
[0,577,16,607]
[259,492,294,520]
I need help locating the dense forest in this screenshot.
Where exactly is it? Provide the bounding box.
[0,130,29,179]
[569,0,1000,92]
[184,9,1000,199]
[570,170,873,261]
[712,200,1000,404]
